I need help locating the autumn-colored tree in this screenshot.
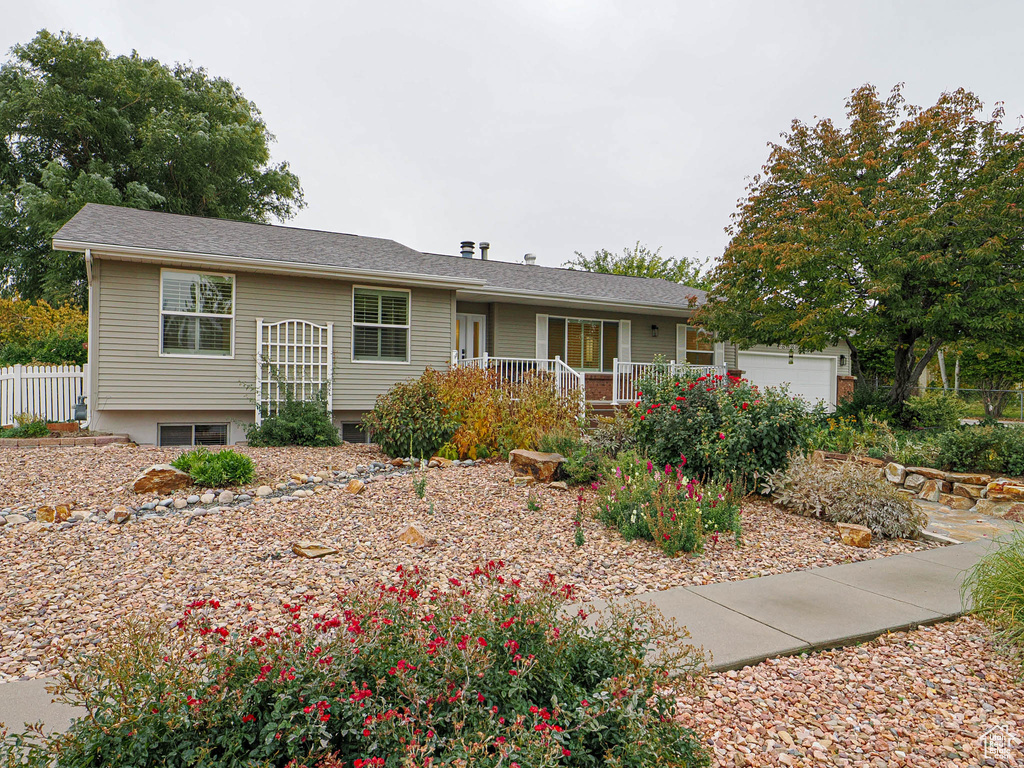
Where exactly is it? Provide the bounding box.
[0,296,87,365]
[700,84,1024,415]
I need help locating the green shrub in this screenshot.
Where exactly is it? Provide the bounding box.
[361,370,457,458]
[768,453,927,539]
[538,428,581,457]
[2,566,710,768]
[903,390,968,431]
[246,387,340,447]
[963,530,1024,665]
[633,371,809,482]
[0,414,49,438]
[595,452,741,556]
[937,426,1008,474]
[171,447,256,487]
[538,429,603,486]
[894,434,942,468]
[833,385,895,423]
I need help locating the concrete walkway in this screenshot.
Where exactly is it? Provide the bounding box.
[0,538,1006,734]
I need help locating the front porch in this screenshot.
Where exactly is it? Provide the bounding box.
[451,353,725,406]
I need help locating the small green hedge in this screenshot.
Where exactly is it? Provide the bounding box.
[245,387,340,447]
[171,448,256,487]
[937,425,1024,477]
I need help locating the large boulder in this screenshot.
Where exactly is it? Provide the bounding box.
[974,499,1024,520]
[904,473,927,491]
[952,482,986,499]
[918,478,950,502]
[837,522,872,548]
[943,471,992,485]
[509,450,565,484]
[132,464,192,495]
[884,462,906,484]
[985,479,1024,502]
[905,466,947,481]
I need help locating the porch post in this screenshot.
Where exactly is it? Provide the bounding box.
[554,355,562,395]
[612,357,618,404]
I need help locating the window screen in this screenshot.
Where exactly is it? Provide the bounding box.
[341,422,370,443]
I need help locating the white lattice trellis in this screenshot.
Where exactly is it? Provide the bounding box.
[255,318,333,424]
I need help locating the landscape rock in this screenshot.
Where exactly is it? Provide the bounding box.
[132,464,192,494]
[200,492,215,504]
[837,522,872,548]
[939,493,975,511]
[255,485,273,496]
[903,473,927,491]
[943,471,992,485]
[23,521,48,533]
[974,499,1024,519]
[511,475,536,486]
[290,473,308,483]
[218,490,235,504]
[186,495,200,504]
[509,449,565,483]
[396,522,437,547]
[918,479,947,502]
[345,479,365,495]
[854,456,886,468]
[107,505,131,524]
[291,540,338,558]
[884,462,906,484]
[35,506,55,523]
[4,514,29,525]
[984,479,1024,502]
[952,482,986,499]
[429,456,454,468]
[390,458,405,467]
[173,498,188,509]
[549,481,569,491]
[905,466,947,481]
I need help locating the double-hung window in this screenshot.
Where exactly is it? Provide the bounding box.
[679,325,715,366]
[160,270,234,357]
[352,287,410,362]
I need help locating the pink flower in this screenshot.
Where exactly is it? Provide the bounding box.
[718,432,725,439]
[646,460,654,473]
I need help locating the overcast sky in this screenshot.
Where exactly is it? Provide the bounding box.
[5,1,1024,269]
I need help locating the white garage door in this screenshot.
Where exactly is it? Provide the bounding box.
[738,352,836,409]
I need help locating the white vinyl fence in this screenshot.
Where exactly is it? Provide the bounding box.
[0,364,87,427]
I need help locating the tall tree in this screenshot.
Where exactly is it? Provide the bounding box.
[700,84,1024,414]
[0,30,304,305]
[564,242,712,290]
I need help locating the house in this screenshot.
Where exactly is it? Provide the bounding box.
[52,204,853,446]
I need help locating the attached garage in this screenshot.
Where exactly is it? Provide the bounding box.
[738,351,837,409]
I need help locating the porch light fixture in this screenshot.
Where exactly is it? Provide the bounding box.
[788,349,794,365]
[651,324,659,338]
[840,354,847,367]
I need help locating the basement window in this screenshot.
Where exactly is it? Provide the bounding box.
[341,422,371,444]
[159,423,228,447]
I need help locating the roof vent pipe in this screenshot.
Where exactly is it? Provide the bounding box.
[523,253,537,265]
[460,241,475,258]
[479,241,490,260]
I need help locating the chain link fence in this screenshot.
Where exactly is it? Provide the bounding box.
[863,379,1024,421]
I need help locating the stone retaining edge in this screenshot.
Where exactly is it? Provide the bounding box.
[0,435,132,448]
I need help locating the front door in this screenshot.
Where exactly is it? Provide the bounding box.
[456,314,486,360]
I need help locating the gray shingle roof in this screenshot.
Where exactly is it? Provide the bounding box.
[53,204,707,308]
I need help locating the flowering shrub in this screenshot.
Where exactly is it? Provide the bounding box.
[5,565,710,768]
[0,296,87,366]
[633,371,809,482]
[595,452,741,556]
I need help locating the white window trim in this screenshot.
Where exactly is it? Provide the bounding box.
[548,315,618,372]
[159,268,236,359]
[351,285,412,365]
[677,323,715,366]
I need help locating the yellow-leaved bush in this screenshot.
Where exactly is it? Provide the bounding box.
[0,297,87,366]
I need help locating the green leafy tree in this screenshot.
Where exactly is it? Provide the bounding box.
[700,84,1024,415]
[0,30,304,305]
[564,242,712,290]
[954,342,1024,419]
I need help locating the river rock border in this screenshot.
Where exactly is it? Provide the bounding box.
[814,450,1024,520]
[0,456,480,533]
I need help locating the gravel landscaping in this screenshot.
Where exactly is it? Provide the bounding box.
[677,617,1024,767]
[1,445,936,682]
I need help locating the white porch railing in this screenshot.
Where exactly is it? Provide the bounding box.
[453,353,586,411]
[255,318,333,424]
[0,364,87,426]
[612,359,726,404]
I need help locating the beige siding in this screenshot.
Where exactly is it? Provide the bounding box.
[491,302,688,363]
[94,258,455,413]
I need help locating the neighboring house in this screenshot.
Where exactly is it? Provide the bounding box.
[52,204,853,446]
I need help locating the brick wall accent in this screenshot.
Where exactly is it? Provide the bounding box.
[837,375,856,403]
[584,373,613,402]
